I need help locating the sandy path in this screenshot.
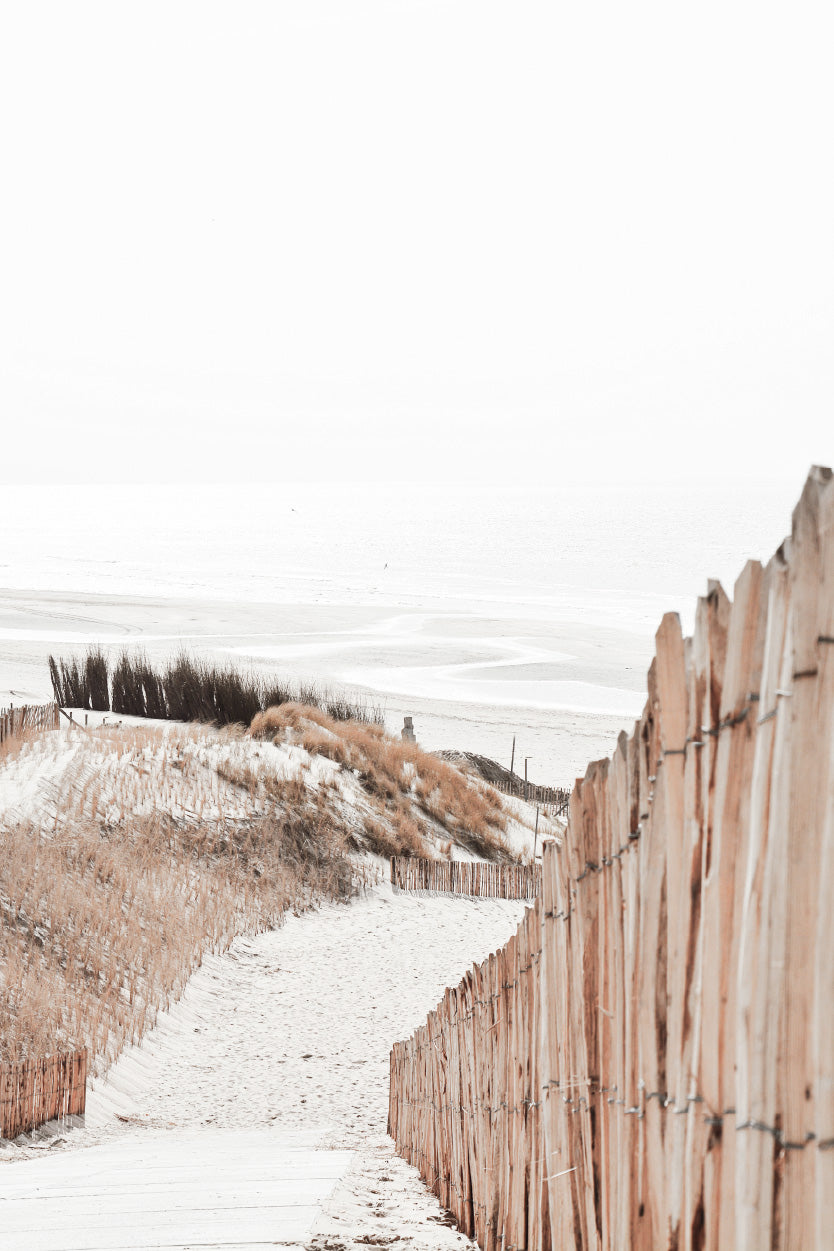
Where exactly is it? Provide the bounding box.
[3,883,529,1249]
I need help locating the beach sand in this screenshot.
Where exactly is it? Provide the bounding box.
[0,587,648,785]
[2,884,529,1249]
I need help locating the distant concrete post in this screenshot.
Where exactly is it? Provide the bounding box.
[402,716,416,743]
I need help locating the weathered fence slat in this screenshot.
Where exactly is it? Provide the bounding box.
[391,856,541,900]
[388,467,834,1250]
[0,701,60,745]
[0,1049,87,1139]
[492,777,571,817]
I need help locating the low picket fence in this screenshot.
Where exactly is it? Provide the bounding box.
[0,1050,88,1139]
[391,856,541,900]
[492,777,571,817]
[0,701,60,744]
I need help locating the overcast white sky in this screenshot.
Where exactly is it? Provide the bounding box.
[1,1,831,485]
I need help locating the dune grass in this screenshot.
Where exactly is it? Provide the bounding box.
[0,722,366,1069]
[252,703,512,861]
[0,701,515,1072]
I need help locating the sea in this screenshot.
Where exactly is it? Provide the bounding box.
[0,477,803,786]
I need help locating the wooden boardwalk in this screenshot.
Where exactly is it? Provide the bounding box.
[0,1132,353,1250]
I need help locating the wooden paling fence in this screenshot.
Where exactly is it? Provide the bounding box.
[389,466,834,1250]
[0,701,60,744]
[0,1051,87,1139]
[493,778,571,817]
[391,856,541,900]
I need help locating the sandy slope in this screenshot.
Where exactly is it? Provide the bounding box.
[2,882,529,1249]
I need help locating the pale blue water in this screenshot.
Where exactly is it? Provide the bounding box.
[0,477,803,783]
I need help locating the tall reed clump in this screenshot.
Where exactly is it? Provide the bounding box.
[47,647,383,728]
[49,648,110,710]
[0,723,363,1071]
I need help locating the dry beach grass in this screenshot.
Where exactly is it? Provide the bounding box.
[253,702,511,860]
[0,726,357,1070]
[0,706,520,1073]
